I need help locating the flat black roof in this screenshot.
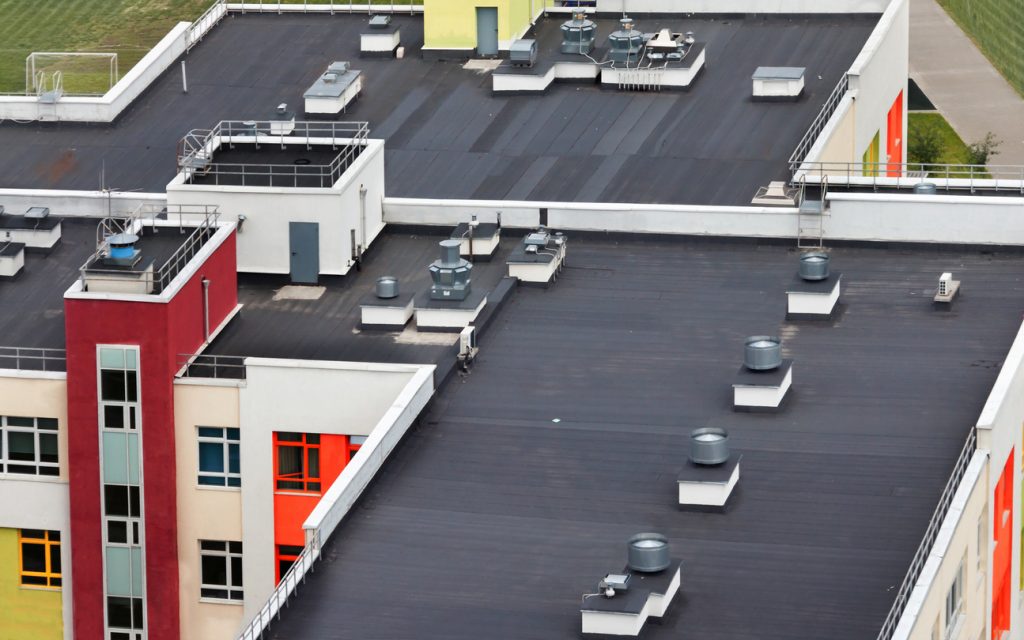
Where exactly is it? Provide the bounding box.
[0,218,194,354]
[0,13,876,205]
[268,236,1024,639]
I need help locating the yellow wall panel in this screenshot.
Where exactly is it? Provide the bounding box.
[423,0,534,50]
[0,528,62,640]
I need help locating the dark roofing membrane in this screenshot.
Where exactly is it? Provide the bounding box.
[268,236,1024,639]
[0,13,876,205]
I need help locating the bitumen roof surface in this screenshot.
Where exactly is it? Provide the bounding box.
[265,235,1024,639]
[0,218,196,355]
[0,12,877,205]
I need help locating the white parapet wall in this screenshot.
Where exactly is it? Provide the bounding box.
[595,0,889,12]
[0,23,191,123]
[0,188,166,218]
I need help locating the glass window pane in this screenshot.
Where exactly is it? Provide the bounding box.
[226,428,240,441]
[129,487,140,518]
[100,348,126,370]
[108,520,128,544]
[21,543,46,572]
[50,531,60,542]
[350,435,368,446]
[277,480,304,491]
[198,475,226,487]
[199,442,224,473]
[228,541,242,554]
[50,543,61,575]
[308,482,321,492]
[105,547,132,597]
[131,597,144,629]
[200,540,226,551]
[201,587,228,599]
[231,556,243,586]
[20,530,44,539]
[277,446,302,477]
[278,559,294,580]
[202,555,228,587]
[101,370,127,402]
[22,575,47,585]
[7,416,34,427]
[198,427,222,438]
[228,444,240,474]
[102,433,128,485]
[104,485,129,517]
[104,405,125,429]
[37,418,58,431]
[8,432,35,461]
[126,434,139,486]
[307,449,320,480]
[130,548,143,595]
[279,545,304,556]
[124,349,137,371]
[39,434,58,463]
[227,477,241,488]
[306,434,320,445]
[276,432,302,442]
[125,371,137,403]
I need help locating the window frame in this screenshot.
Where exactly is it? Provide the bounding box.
[197,427,241,489]
[273,432,322,494]
[943,557,965,640]
[199,540,244,603]
[0,415,60,477]
[19,529,61,589]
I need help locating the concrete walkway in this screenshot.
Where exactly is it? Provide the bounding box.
[909,0,1024,167]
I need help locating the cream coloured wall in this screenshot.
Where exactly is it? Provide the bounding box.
[816,97,857,166]
[174,380,245,640]
[0,371,72,640]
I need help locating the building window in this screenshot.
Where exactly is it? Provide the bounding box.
[19,529,61,588]
[348,435,366,464]
[274,432,321,493]
[200,540,243,601]
[198,427,240,487]
[979,509,987,576]
[0,416,59,476]
[276,545,304,582]
[944,557,964,637]
[99,346,139,430]
[107,595,144,639]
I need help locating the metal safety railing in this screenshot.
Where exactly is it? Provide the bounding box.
[0,347,67,372]
[233,0,422,14]
[875,428,978,640]
[177,353,248,379]
[177,120,370,188]
[237,530,322,640]
[187,0,229,51]
[79,206,222,295]
[788,74,850,169]
[792,162,1024,194]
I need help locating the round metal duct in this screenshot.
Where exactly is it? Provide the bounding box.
[439,239,462,267]
[798,251,830,281]
[627,533,671,573]
[913,182,937,194]
[376,276,399,299]
[744,336,782,371]
[690,427,729,465]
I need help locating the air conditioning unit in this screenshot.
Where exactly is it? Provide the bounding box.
[458,326,478,370]
[938,272,953,297]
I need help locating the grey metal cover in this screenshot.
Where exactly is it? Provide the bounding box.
[561,12,597,55]
[913,182,938,194]
[509,39,537,66]
[429,239,473,300]
[304,64,361,99]
[24,206,50,219]
[626,533,671,573]
[690,427,730,465]
[751,66,805,80]
[376,276,399,299]
[368,15,391,28]
[799,252,830,281]
[744,336,782,370]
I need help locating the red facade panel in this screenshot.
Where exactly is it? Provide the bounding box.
[66,230,237,640]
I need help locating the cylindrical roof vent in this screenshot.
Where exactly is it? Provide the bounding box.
[439,239,462,267]
[744,336,782,371]
[108,233,139,260]
[376,276,399,299]
[913,182,937,195]
[799,252,830,281]
[690,427,730,465]
[627,533,670,573]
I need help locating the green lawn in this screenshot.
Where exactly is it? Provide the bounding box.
[937,0,1024,99]
[907,112,994,178]
[0,0,422,95]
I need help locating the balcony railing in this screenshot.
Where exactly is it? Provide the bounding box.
[792,162,1024,194]
[177,354,247,379]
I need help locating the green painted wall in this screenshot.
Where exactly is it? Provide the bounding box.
[423,0,534,50]
[937,0,1024,98]
[0,529,62,640]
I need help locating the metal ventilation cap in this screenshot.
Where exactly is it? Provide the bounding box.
[376,276,399,299]
[744,335,782,371]
[913,182,937,195]
[799,251,830,281]
[690,427,729,465]
[627,533,670,573]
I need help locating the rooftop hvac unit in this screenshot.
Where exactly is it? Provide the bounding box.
[798,252,830,281]
[510,39,537,67]
[104,232,142,267]
[561,11,597,55]
[938,272,953,297]
[689,428,730,466]
[429,239,473,300]
[626,533,671,573]
[608,18,644,64]
[458,326,479,370]
[376,276,399,299]
[744,336,782,371]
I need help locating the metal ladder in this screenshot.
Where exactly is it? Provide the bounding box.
[796,174,827,249]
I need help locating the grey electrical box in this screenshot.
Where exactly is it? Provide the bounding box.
[510,39,538,67]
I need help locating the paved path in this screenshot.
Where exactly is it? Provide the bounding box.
[909,0,1024,167]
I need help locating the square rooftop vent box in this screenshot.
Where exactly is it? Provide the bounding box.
[369,15,392,28]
